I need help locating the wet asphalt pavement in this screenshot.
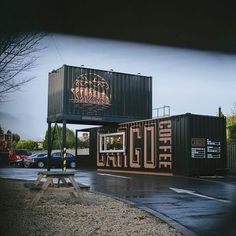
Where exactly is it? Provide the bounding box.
[0,167,236,236]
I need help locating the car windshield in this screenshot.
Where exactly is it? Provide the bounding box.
[30,153,37,157]
[37,153,46,157]
[53,152,61,157]
[51,152,74,158]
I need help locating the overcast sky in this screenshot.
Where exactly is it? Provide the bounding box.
[0,34,236,140]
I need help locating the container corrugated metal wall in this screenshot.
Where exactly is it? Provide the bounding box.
[171,114,190,175]
[75,128,98,168]
[48,67,65,119]
[171,114,227,176]
[87,113,227,176]
[48,65,152,124]
[188,114,226,176]
[227,143,236,174]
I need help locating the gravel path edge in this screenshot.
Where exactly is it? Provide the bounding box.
[91,190,197,236]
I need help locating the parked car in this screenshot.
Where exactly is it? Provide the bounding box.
[9,149,32,166]
[23,152,47,168]
[23,151,76,168]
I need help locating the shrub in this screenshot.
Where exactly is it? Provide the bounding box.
[16,140,38,150]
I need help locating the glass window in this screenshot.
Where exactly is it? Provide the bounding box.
[100,132,125,153]
[53,152,61,157]
[77,131,90,155]
[66,153,73,158]
[38,153,46,157]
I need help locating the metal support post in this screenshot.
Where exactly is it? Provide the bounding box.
[75,130,78,169]
[47,122,52,171]
[62,120,67,171]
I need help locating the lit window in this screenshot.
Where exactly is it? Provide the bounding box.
[100,132,125,153]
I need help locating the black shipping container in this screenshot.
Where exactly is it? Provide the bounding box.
[80,113,226,176]
[171,113,226,176]
[48,65,152,124]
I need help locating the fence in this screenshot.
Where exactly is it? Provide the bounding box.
[227,143,236,174]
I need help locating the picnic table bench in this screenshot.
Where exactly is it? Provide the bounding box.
[29,171,89,204]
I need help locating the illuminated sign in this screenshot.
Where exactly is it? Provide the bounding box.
[97,119,173,172]
[70,73,112,110]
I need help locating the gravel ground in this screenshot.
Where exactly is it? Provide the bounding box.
[0,179,182,236]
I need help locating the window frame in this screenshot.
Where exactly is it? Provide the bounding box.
[99,132,125,153]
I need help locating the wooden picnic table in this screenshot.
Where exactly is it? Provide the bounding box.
[31,171,86,204]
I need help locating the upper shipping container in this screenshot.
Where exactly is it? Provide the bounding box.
[48,65,152,124]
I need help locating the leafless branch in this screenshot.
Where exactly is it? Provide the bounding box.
[0,32,45,102]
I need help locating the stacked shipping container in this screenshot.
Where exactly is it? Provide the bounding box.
[48,65,152,124]
[79,113,226,176]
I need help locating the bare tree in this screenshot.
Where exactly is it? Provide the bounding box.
[0,32,45,102]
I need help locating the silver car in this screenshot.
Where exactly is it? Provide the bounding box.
[23,152,47,168]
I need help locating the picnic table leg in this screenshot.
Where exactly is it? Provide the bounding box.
[59,176,80,199]
[31,177,53,205]
[35,173,44,186]
[50,178,54,187]
[68,176,85,203]
[60,177,68,186]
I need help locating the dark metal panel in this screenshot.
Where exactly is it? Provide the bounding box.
[48,66,64,119]
[76,128,98,168]
[227,144,236,174]
[171,114,191,176]
[48,65,152,124]
[170,113,227,176]
[188,114,227,176]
